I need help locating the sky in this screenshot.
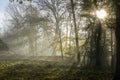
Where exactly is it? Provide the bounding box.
[0,0,9,33]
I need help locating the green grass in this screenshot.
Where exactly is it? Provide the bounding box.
[0,59,113,80]
[0,60,70,80]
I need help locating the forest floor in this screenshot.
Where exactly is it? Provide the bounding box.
[0,54,113,80]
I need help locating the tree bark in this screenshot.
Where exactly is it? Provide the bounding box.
[57,22,64,59]
[70,0,80,64]
[113,0,120,80]
[95,21,102,67]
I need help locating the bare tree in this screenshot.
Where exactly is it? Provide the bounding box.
[70,0,80,64]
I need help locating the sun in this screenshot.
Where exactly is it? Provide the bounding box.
[96,9,107,19]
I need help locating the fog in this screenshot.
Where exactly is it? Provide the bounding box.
[0,0,116,79]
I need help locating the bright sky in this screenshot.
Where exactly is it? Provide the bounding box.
[0,0,9,33]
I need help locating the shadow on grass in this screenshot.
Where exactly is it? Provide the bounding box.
[58,63,114,80]
[0,60,114,80]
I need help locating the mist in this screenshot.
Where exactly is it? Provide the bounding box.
[0,0,117,80]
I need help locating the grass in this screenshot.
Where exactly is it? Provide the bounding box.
[0,59,70,80]
[0,58,113,80]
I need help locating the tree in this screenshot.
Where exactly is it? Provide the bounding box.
[36,0,66,59]
[113,0,120,80]
[70,0,80,64]
[0,39,9,51]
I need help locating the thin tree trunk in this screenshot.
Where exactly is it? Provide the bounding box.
[57,22,64,59]
[111,29,113,56]
[111,28,114,68]
[70,0,80,64]
[95,21,102,67]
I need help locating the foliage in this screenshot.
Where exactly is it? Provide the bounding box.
[0,39,9,51]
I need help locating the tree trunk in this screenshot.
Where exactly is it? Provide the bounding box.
[95,21,102,67]
[57,22,64,59]
[113,0,120,80]
[111,29,113,56]
[70,0,80,64]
